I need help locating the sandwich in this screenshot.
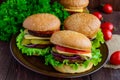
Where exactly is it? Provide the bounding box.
[60,0,89,13]
[64,13,101,39]
[63,13,104,48]
[16,13,61,56]
[45,30,93,73]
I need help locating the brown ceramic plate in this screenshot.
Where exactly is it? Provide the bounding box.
[10,33,108,78]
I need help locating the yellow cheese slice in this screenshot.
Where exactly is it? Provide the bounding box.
[52,46,92,58]
[64,8,83,12]
[56,49,92,58]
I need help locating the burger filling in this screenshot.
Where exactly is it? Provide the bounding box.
[21,29,52,48]
[28,30,53,37]
[64,8,83,13]
[64,8,89,13]
[45,30,104,69]
[51,45,92,64]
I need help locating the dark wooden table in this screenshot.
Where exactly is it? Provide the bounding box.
[0,11,120,80]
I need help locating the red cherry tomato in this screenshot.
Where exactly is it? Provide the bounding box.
[101,22,114,31]
[55,45,90,54]
[103,4,113,14]
[92,12,103,20]
[102,29,112,41]
[110,51,120,65]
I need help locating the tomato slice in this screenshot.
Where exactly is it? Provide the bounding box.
[55,45,90,54]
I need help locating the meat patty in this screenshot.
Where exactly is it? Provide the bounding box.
[52,51,86,64]
[25,44,53,49]
[28,30,58,37]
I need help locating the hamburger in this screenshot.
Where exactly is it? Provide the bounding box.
[60,0,89,13]
[64,13,101,39]
[16,13,61,56]
[45,30,93,73]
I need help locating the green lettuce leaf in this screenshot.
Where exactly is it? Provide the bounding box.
[83,47,102,67]
[83,30,104,67]
[45,46,102,70]
[92,29,105,48]
[16,30,51,56]
[45,54,80,70]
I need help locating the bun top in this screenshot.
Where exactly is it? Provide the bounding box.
[64,13,101,39]
[60,0,89,9]
[23,13,61,31]
[50,30,91,50]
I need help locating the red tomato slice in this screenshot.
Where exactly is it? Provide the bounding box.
[55,45,90,54]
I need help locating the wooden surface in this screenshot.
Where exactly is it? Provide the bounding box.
[88,0,120,11]
[0,0,120,80]
[0,11,120,80]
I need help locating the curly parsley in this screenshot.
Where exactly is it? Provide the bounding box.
[0,0,69,41]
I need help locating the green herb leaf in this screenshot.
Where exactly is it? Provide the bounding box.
[92,29,105,48]
[45,54,80,70]
[0,0,70,41]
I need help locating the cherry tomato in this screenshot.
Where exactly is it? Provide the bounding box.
[92,12,103,20]
[103,4,113,14]
[101,22,114,31]
[110,51,120,65]
[102,29,112,41]
[55,45,90,54]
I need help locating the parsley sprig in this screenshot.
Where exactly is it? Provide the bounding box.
[0,0,69,41]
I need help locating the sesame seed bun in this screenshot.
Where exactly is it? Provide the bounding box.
[53,62,93,73]
[64,13,101,39]
[23,13,61,31]
[50,30,91,50]
[60,0,89,12]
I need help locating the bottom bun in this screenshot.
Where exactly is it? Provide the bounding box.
[53,63,93,73]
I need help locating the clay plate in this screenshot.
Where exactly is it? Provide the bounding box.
[10,33,108,78]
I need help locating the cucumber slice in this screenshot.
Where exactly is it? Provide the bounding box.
[31,39,51,44]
